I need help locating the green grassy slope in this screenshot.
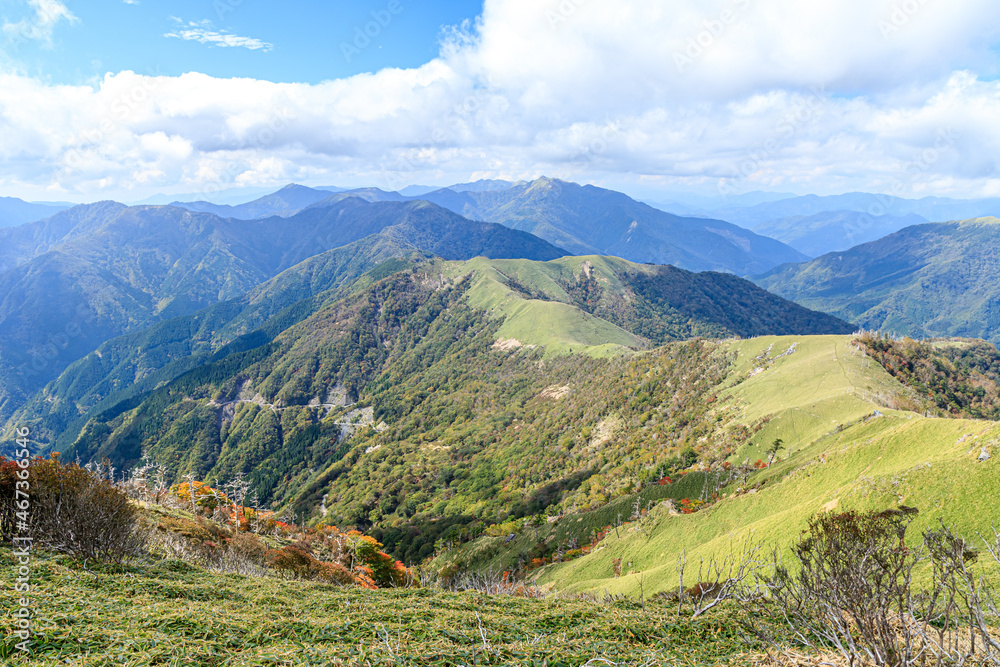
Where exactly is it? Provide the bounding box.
[452,255,852,356]
[455,256,644,356]
[528,335,1000,597]
[722,335,907,462]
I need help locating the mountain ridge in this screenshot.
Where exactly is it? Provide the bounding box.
[0,199,566,423]
[753,216,1000,344]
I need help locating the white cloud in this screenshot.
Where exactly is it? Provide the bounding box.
[164,18,273,52]
[2,0,1000,202]
[3,0,77,45]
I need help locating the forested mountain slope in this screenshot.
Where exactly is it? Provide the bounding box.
[1,214,568,450]
[40,257,850,554]
[0,199,563,422]
[754,217,1000,344]
[424,334,1000,599]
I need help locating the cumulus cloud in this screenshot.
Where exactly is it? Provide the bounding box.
[1,0,1000,201]
[164,18,273,52]
[3,0,77,45]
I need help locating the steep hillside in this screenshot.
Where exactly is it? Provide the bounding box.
[46,257,850,547]
[416,177,808,274]
[430,334,1000,598]
[0,200,127,273]
[1,213,567,450]
[0,199,565,423]
[854,333,1000,419]
[453,255,852,355]
[754,217,1000,344]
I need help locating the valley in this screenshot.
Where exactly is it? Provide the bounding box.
[5,4,1000,664]
[2,178,999,666]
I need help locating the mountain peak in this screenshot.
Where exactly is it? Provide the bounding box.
[526,176,566,191]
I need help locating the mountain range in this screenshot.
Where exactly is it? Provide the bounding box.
[6,177,1000,466]
[408,178,809,274]
[29,252,847,503]
[169,178,810,274]
[169,184,343,219]
[169,179,1000,262]
[0,199,564,422]
[653,192,1000,257]
[4,174,1000,613]
[754,216,1000,344]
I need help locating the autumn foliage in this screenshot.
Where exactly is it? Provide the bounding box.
[266,527,413,588]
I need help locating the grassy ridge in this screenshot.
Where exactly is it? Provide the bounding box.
[722,335,906,462]
[528,335,1000,596]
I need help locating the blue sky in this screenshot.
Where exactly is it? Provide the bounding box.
[1,0,999,204]
[1,0,483,83]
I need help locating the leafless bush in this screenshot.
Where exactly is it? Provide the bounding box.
[916,525,1000,664]
[671,537,769,617]
[437,567,545,598]
[120,458,169,505]
[748,510,1000,667]
[5,456,148,564]
[150,529,270,578]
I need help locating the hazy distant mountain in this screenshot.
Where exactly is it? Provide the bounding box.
[0,199,565,421]
[171,184,338,219]
[398,185,440,197]
[708,193,1000,228]
[754,217,1000,344]
[133,186,280,206]
[446,179,514,193]
[751,210,930,257]
[0,196,70,229]
[645,190,796,215]
[332,188,410,202]
[0,201,128,274]
[414,177,807,274]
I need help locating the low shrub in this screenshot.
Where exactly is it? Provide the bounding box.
[0,455,147,564]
